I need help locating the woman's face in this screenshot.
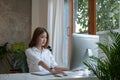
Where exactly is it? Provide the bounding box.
[37,32,47,47]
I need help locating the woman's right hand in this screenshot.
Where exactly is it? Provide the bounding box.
[50,68,63,74]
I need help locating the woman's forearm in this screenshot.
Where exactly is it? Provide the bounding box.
[39,60,51,72]
[55,66,69,71]
[38,60,60,74]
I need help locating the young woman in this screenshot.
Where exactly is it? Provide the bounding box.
[25,27,69,74]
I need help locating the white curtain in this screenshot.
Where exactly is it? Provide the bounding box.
[47,0,66,66]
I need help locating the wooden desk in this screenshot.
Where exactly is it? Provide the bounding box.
[0,71,98,80]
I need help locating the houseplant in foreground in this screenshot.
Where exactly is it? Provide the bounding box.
[0,42,10,64]
[84,31,120,80]
[10,42,28,73]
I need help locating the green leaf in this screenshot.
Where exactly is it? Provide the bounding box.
[83,31,120,80]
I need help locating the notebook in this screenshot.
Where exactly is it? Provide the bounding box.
[31,71,52,76]
[31,71,68,77]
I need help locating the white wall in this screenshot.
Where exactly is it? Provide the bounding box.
[32,0,48,35]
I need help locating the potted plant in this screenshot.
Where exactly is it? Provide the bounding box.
[9,42,28,73]
[84,31,120,80]
[0,42,10,64]
[0,42,28,73]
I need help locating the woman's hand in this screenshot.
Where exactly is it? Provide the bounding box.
[50,68,62,74]
[50,66,69,74]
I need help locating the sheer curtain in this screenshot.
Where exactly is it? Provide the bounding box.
[47,0,67,66]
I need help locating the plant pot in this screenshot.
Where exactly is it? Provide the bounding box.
[9,68,22,73]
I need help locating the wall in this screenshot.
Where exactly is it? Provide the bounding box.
[31,0,48,35]
[0,0,48,73]
[0,0,31,47]
[0,0,31,73]
[0,0,48,46]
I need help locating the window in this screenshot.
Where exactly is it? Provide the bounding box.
[74,0,88,33]
[71,0,120,61]
[67,0,120,66]
[63,0,69,66]
[73,0,120,33]
[96,0,120,31]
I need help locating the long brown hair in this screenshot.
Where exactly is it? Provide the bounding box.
[29,27,49,48]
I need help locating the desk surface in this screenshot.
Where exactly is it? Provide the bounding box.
[0,71,98,80]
